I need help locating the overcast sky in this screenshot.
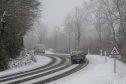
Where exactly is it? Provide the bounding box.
[41,0,84,28]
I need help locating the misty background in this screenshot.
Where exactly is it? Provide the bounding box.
[24,0,126,58]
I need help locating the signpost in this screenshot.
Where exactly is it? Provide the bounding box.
[88,48,90,55]
[104,51,107,63]
[109,44,120,73]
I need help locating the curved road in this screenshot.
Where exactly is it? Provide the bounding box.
[0,54,89,84]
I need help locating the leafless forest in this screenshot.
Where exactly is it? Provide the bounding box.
[44,0,126,62]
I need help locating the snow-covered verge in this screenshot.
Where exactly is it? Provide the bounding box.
[0,55,51,77]
[51,55,126,84]
[8,49,36,69]
[9,54,34,69]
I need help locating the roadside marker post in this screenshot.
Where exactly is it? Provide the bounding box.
[100,49,102,56]
[104,51,107,63]
[114,58,116,73]
[109,44,120,73]
[88,48,90,55]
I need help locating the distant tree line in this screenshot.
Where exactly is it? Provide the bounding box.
[0,0,40,70]
[45,0,126,63]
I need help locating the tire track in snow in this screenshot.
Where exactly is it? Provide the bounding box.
[0,55,67,84]
[36,59,89,84]
[0,56,55,79]
[0,55,60,82]
[24,59,89,84]
[0,54,88,84]
[17,56,71,84]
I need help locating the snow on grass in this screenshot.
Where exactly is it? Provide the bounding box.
[0,55,51,77]
[51,55,126,84]
[8,53,35,69]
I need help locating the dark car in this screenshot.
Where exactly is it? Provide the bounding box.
[34,44,45,54]
[71,51,86,64]
[34,49,45,54]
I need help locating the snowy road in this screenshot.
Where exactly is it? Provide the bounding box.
[51,55,126,84]
[0,54,88,84]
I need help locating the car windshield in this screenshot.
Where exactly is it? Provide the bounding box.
[72,51,83,55]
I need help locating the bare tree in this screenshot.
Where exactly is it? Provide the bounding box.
[64,14,74,52]
[73,7,84,50]
[113,0,126,62]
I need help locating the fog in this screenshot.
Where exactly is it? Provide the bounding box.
[24,0,126,58]
[42,0,84,28]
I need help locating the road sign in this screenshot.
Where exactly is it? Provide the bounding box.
[109,44,121,73]
[109,45,121,59]
[110,45,120,55]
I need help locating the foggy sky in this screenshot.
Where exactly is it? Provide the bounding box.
[41,0,84,28]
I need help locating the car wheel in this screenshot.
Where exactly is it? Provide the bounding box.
[81,60,84,64]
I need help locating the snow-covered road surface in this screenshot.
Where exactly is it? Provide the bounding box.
[0,53,88,84]
[51,55,126,84]
[1,53,126,84]
[0,56,58,82]
[0,55,52,77]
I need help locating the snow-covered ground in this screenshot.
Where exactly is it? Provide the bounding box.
[0,55,51,77]
[45,50,70,56]
[1,51,126,84]
[51,55,126,84]
[45,50,55,54]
